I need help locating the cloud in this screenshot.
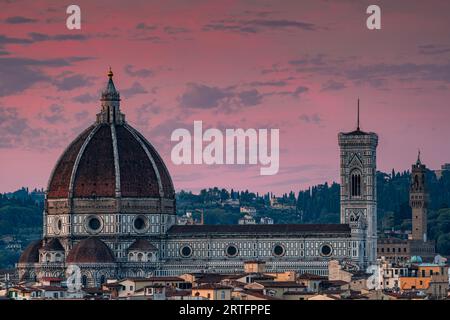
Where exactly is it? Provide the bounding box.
[418,44,450,55]
[0,106,67,150]
[0,33,89,49]
[74,110,89,121]
[179,83,232,109]
[73,93,98,104]
[5,16,38,24]
[247,19,315,30]
[0,56,93,96]
[28,32,89,42]
[321,80,346,91]
[238,89,263,106]
[270,86,309,98]
[38,104,66,124]
[164,26,190,34]
[132,35,163,43]
[179,83,265,111]
[299,113,322,124]
[124,64,153,78]
[136,22,157,31]
[0,34,32,48]
[249,80,288,87]
[52,73,95,91]
[135,102,163,126]
[203,18,316,34]
[345,63,450,86]
[121,82,148,98]
[287,53,450,88]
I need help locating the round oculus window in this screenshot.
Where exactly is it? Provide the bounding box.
[320,244,332,257]
[133,216,148,232]
[53,218,62,234]
[86,216,102,233]
[273,244,285,257]
[180,245,192,258]
[226,244,238,257]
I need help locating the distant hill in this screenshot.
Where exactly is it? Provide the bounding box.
[0,193,43,268]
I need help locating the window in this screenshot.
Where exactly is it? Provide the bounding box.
[180,245,192,258]
[86,215,102,234]
[320,244,332,257]
[225,244,238,257]
[350,170,362,197]
[273,244,285,257]
[133,216,148,232]
[82,275,88,288]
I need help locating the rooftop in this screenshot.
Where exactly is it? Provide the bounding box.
[168,224,351,235]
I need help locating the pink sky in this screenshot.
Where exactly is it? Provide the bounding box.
[1,0,450,195]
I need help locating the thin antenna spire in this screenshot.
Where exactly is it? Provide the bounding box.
[417,149,421,164]
[357,98,360,130]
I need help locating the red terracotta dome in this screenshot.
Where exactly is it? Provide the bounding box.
[66,237,115,264]
[127,239,158,251]
[19,240,42,264]
[42,238,64,251]
[46,71,174,200]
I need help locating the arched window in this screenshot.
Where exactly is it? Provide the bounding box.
[414,175,419,189]
[350,170,362,197]
[137,253,144,262]
[100,275,106,285]
[81,275,88,288]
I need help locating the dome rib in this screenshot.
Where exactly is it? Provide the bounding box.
[68,124,101,198]
[110,123,122,197]
[129,125,175,198]
[124,124,164,197]
[72,125,116,197]
[47,125,95,199]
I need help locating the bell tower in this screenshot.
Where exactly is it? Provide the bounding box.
[410,151,428,242]
[338,100,378,267]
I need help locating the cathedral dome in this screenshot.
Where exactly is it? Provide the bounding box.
[42,238,64,251]
[127,239,157,251]
[66,237,115,263]
[46,70,174,200]
[19,240,42,264]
